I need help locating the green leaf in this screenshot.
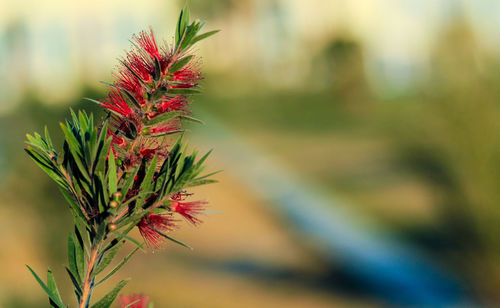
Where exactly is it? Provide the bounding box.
[60,122,91,183]
[59,187,90,229]
[96,247,140,286]
[108,151,117,195]
[121,166,140,199]
[74,234,85,283]
[111,231,145,250]
[47,269,64,308]
[145,111,183,126]
[65,267,83,300]
[137,155,157,207]
[91,278,130,308]
[153,56,162,81]
[169,55,193,73]
[120,88,142,109]
[180,23,200,50]
[190,30,220,45]
[94,243,123,276]
[187,178,218,187]
[123,300,141,308]
[67,233,82,284]
[176,2,190,46]
[26,265,66,308]
[179,115,205,125]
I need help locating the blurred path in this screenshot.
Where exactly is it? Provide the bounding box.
[188,111,474,308]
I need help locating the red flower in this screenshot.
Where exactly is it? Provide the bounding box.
[123,51,154,84]
[119,294,150,308]
[100,89,134,117]
[155,96,188,113]
[115,70,146,106]
[137,213,177,249]
[107,129,127,147]
[170,200,207,225]
[171,65,201,88]
[134,29,160,60]
[150,120,180,135]
[139,147,158,160]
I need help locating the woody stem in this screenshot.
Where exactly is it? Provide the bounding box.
[79,245,100,308]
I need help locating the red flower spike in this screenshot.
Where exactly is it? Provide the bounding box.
[170,200,207,225]
[134,29,161,60]
[150,120,181,135]
[155,96,188,113]
[123,51,154,84]
[100,89,134,118]
[137,213,177,249]
[115,70,146,106]
[107,129,127,147]
[119,294,150,308]
[139,147,158,160]
[171,65,201,88]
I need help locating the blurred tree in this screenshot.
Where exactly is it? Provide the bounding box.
[391,18,500,304]
[312,37,371,111]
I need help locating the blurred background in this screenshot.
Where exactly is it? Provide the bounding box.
[1,0,499,307]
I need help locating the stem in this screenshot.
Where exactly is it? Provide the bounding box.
[79,245,100,308]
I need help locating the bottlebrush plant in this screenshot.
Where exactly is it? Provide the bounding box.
[24,5,218,308]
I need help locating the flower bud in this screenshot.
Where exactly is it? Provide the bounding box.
[109,200,119,208]
[113,191,123,200]
[108,223,118,231]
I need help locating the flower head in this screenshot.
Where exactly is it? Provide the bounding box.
[119,294,150,308]
[115,70,147,106]
[170,65,201,89]
[123,51,154,84]
[155,96,188,114]
[133,29,160,60]
[149,120,181,135]
[137,213,177,249]
[100,89,134,118]
[170,199,207,225]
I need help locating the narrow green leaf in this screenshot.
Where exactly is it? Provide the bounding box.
[96,247,140,286]
[91,279,130,308]
[59,187,90,229]
[180,23,200,50]
[47,269,64,307]
[137,155,157,207]
[108,151,117,195]
[153,56,162,81]
[121,166,140,199]
[145,111,183,126]
[26,265,66,308]
[67,233,82,284]
[65,267,82,299]
[190,30,220,45]
[60,123,91,183]
[44,126,53,148]
[179,115,205,125]
[75,238,85,283]
[123,299,141,308]
[94,243,123,276]
[111,231,145,250]
[187,179,218,187]
[120,88,142,109]
[169,55,193,73]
